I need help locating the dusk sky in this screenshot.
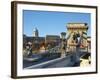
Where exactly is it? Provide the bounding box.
[23,10,91,37]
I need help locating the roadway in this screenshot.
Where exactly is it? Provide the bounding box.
[24,51,87,69]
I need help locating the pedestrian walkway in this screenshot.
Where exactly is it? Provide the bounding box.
[25,54,74,69]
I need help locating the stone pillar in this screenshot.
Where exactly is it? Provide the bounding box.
[60,32,66,58]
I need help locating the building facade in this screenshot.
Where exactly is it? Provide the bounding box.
[23,34,60,53]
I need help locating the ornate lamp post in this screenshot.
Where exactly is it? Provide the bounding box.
[61,32,66,58]
[26,42,32,56]
[61,32,66,40]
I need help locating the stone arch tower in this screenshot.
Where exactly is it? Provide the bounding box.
[66,23,88,52]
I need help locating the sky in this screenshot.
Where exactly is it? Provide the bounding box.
[23,10,91,37]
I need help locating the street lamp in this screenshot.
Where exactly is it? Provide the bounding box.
[61,32,66,40]
[61,32,66,58]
